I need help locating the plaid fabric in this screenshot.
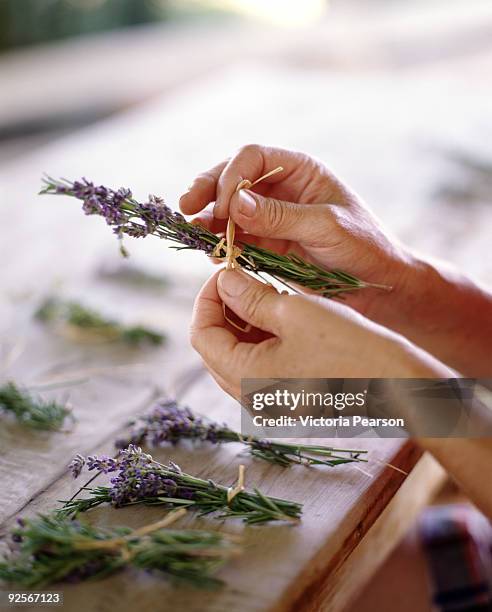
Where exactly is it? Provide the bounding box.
[421,504,492,612]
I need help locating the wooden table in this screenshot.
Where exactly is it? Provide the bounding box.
[3,59,491,610]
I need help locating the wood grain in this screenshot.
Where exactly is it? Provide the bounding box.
[1,57,490,610]
[0,373,441,612]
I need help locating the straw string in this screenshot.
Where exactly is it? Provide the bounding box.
[71,508,187,556]
[212,166,283,270]
[212,166,283,332]
[227,464,246,505]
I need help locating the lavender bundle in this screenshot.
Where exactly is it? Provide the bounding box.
[0,381,71,431]
[116,400,367,468]
[41,177,378,297]
[36,297,165,347]
[0,512,238,589]
[98,261,169,290]
[61,445,302,524]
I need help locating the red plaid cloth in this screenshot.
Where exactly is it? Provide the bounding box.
[421,504,492,611]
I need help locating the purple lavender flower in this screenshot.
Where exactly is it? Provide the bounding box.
[103,445,181,506]
[69,454,86,479]
[55,178,133,229]
[86,455,118,474]
[67,445,195,508]
[178,488,195,500]
[41,177,218,255]
[116,401,234,449]
[42,176,378,298]
[61,444,303,523]
[113,403,368,470]
[121,224,149,238]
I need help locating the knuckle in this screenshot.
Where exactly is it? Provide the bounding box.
[195,170,216,186]
[324,204,348,231]
[264,198,286,230]
[238,143,261,157]
[310,205,339,242]
[189,326,201,352]
[313,204,333,228]
[243,285,270,321]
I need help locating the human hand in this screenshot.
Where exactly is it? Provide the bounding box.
[190,269,449,400]
[182,144,492,376]
[179,144,418,325]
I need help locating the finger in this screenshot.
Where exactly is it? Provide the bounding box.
[190,270,257,379]
[191,208,228,234]
[179,160,228,215]
[192,206,293,254]
[230,189,335,244]
[217,270,286,335]
[190,268,234,339]
[214,144,301,218]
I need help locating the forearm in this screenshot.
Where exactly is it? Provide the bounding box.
[392,362,492,519]
[374,256,492,377]
[421,438,492,520]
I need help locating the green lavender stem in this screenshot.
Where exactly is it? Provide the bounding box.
[40,177,386,298]
[62,446,302,525]
[36,296,165,347]
[0,381,71,431]
[0,514,238,589]
[117,401,368,468]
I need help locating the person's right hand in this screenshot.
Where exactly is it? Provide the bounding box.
[180,144,492,376]
[179,144,418,322]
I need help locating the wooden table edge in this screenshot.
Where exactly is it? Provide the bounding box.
[273,444,446,612]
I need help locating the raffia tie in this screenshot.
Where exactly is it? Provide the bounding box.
[212,166,284,270]
[72,508,187,560]
[212,166,283,332]
[227,464,246,505]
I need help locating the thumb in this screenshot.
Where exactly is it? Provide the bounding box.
[217,270,286,334]
[230,189,333,242]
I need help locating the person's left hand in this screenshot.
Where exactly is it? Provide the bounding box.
[190,269,449,400]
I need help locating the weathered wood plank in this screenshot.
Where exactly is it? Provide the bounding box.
[1,57,490,610]
[292,453,446,612]
[0,372,435,612]
[0,267,202,524]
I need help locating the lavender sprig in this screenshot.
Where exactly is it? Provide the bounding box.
[60,445,302,524]
[36,297,165,347]
[98,261,169,290]
[0,513,238,589]
[40,176,381,297]
[116,400,368,468]
[0,381,71,431]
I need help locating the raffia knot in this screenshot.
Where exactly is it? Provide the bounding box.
[227,464,246,505]
[213,166,283,332]
[212,167,283,271]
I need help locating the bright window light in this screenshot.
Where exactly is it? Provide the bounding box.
[187,0,328,27]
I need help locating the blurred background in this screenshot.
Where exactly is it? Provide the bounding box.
[0,3,491,600]
[1,0,492,325]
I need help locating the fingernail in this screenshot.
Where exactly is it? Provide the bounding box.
[238,191,256,217]
[219,270,250,296]
[213,201,228,219]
